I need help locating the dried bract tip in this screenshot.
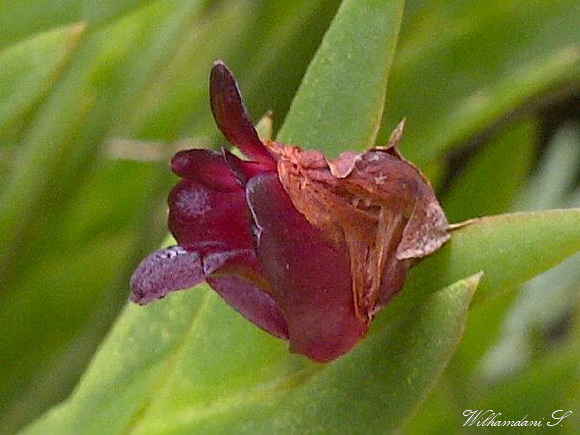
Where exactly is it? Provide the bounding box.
[268,126,449,320]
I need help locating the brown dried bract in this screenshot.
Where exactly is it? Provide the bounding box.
[265,120,449,321]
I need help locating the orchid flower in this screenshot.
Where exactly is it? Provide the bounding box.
[130,61,449,362]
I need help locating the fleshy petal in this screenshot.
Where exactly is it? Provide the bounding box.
[210,60,275,164]
[168,179,253,252]
[207,275,289,339]
[130,246,204,305]
[203,247,289,339]
[171,149,240,190]
[203,248,272,291]
[223,148,275,185]
[246,173,367,362]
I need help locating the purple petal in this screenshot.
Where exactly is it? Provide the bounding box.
[202,248,270,288]
[130,244,289,340]
[207,274,289,339]
[223,148,275,185]
[130,246,204,305]
[210,61,274,164]
[171,149,240,190]
[168,179,253,252]
[246,173,367,362]
[203,248,289,339]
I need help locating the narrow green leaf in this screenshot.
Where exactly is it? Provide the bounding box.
[0,2,205,426]
[0,0,161,50]
[403,376,465,433]
[22,274,480,434]
[0,0,206,274]
[106,0,208,138]
[0,23,85,139]
[135,0,342,140]
[0,1,83,50]
[277,0,405,155]
[219,274,481,435]
[476,347,577,430]
[402,209,580,308]
[15,1,580,433]
[383,0,580,166]
[82,0,162,26]
[0,2,343,429]
[518,123,580,211]
[443,120,536,222]
[480,253,579,381]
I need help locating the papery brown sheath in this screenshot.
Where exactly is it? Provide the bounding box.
[265,120,449,322]
[130,60,450,362]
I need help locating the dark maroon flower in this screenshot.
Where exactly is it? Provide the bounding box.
[130,60,450,362]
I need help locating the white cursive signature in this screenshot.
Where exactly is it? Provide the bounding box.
[462,409,572,427]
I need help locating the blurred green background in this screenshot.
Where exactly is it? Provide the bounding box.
[0,0,578,433]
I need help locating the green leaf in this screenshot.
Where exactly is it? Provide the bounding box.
[406,126,580,431]
[0,23,85,140]
[402,209,580,309]
[442,120,535,222]
[0,2,344,430]
[277,0,405,155]
[82,0,165,26]
[116,1,341,140]
[10,0,580,433]
[518,123,580,211]
[22,274,480,434]
[0,2,206,428]
[0,1,83,50]
[0,0,206,271]
[477,347,577,429]
[0,0,160,50]
[382,0,580,166]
